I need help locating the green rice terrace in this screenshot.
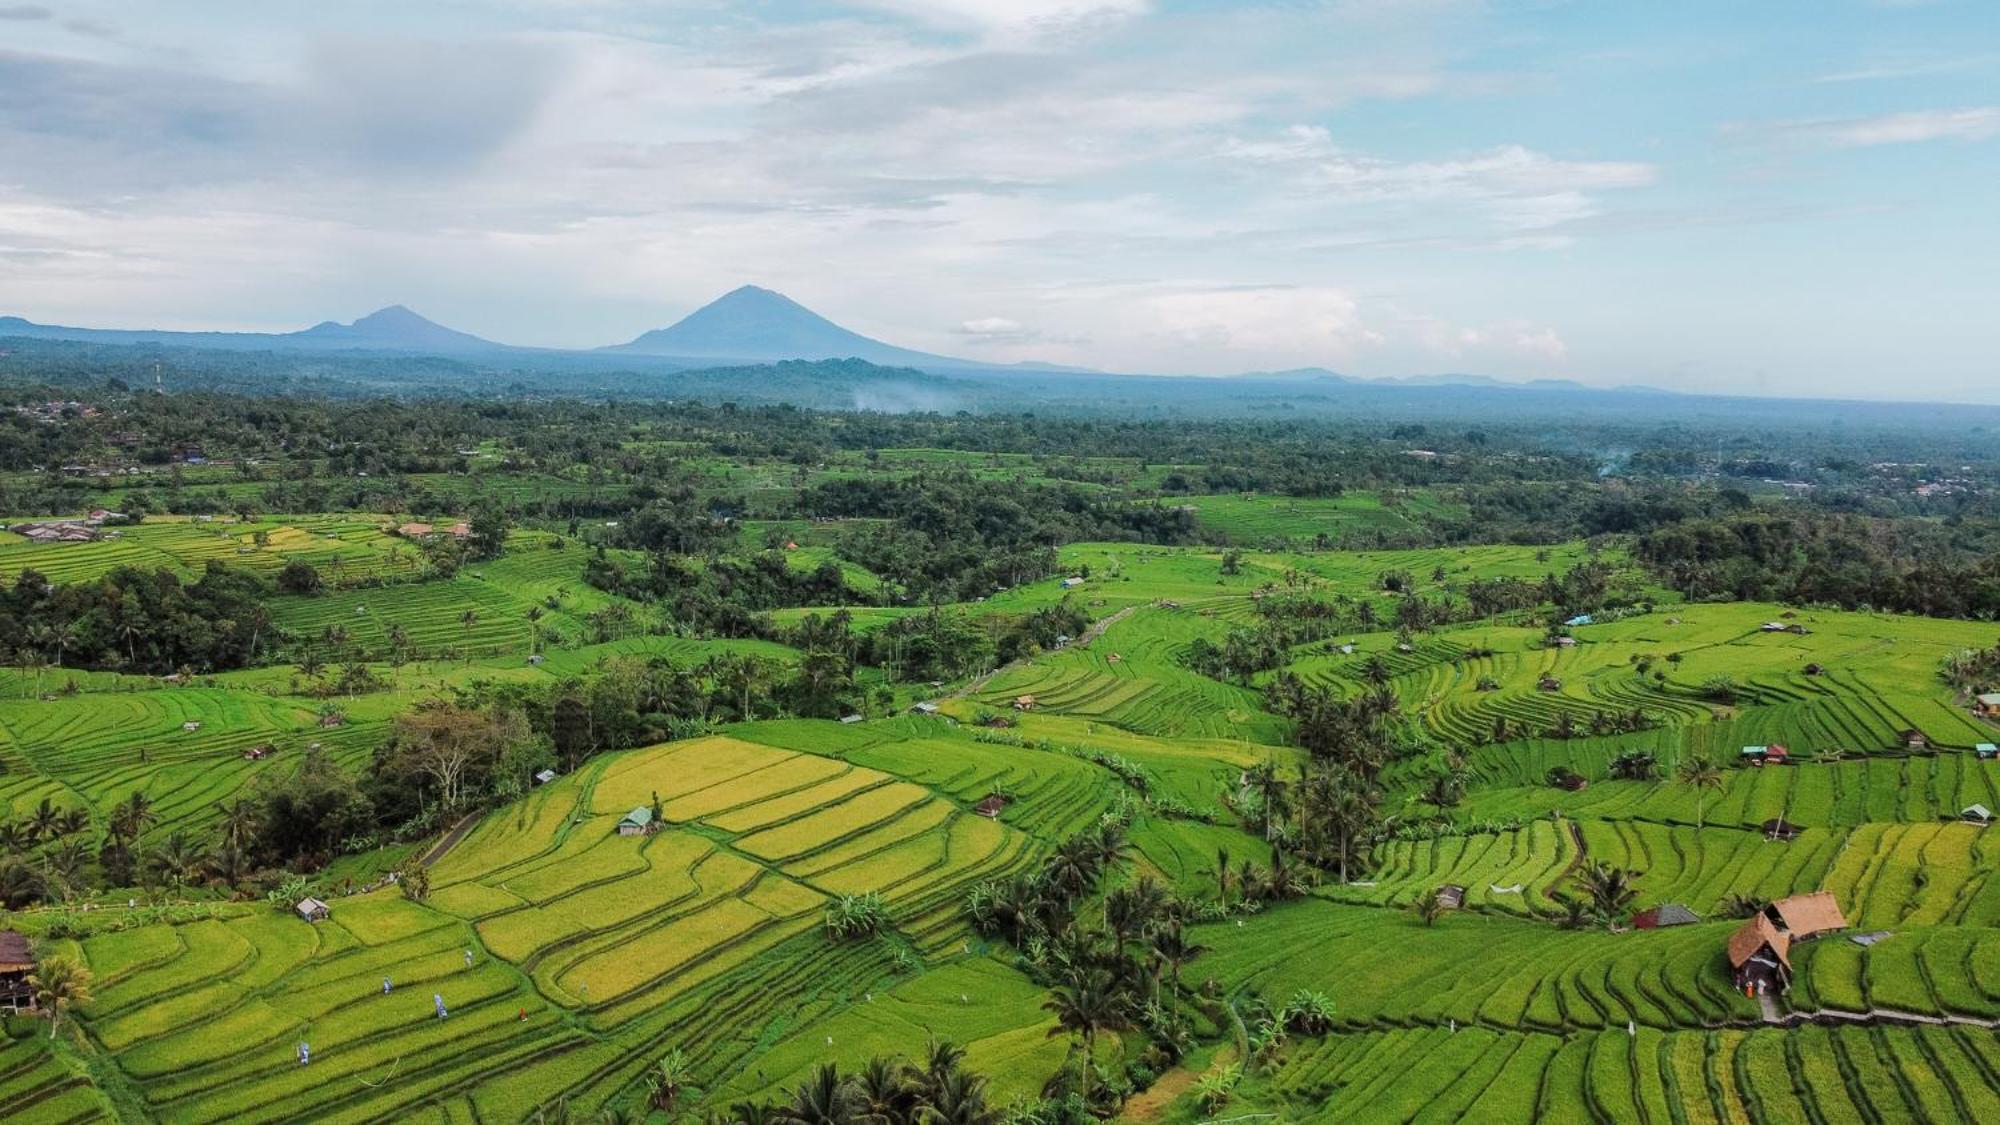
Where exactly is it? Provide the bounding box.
[2,513,1999,1122]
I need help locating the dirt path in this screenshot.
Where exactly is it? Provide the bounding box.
[417,811,482,867]
[945,604,1139,702]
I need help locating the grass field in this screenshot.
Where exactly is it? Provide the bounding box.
[5,527,2000,1122]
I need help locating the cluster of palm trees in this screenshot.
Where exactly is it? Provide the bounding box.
[533,1041,1002,1125]
[1551,861,1643,930]
[967,821,1220,1110]
[731,1043,1001,1125]
[0,792,265,908]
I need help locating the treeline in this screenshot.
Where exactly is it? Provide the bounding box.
[803,474,1197,600]
[0,563,272,675]
[1637,511,2000,618]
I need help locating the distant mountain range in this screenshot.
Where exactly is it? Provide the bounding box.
[1,286,1615,389]
[0,304,505,355]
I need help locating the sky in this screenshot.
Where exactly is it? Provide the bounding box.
[0,1,1996,400]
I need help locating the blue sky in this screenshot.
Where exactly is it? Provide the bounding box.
[0,1,1994,400]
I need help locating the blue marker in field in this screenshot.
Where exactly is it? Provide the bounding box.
[383,977,392,994]
[299,1042,310,1066]
[435,993,448,1019]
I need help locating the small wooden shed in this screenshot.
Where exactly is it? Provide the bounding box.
[295,898,331,923]
[0,930,34,1013]
[617,807,657,837]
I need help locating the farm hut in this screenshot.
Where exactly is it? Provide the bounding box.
[397,522,434,539]
[1632,903,1700,930]
[1339,644,1356,655]
[783,541,799,550]
[1760,622,1788,632]
[1975,693,2000,718]
[528,654,544,666]
[1762,743,1791,764]
[1761,818,1803,842]
[295,898,330,923]
[1963,804,1994,826]
[182,721,202,733]
[909,701,941,716]
[1554,636,1577,648]
[1060,577,1085,589]
[1803,663,1823,676]
[1435,884,1466,910]
[1976,743,1998,760]
[0,930,35,1013]
[533,769,558,785]
[1901,729,1928,749]
[839,714,864,724]
[1739,745,1768,763]
[1726,915,1792,994]
[1764,891,1847,941]
[1565,614,1594,627]
[1538,675,1563,692]
[616,807,656,837]
[242,745,272,761]
[1398,642,1415,652]
[974,794,1008,818]
[1012,695,1037,711]
[1555,773,1588,792]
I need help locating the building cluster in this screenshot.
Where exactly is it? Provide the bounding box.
[10,508,128,543]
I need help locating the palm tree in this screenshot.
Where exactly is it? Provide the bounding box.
[1573,861,1641,924]
[1089,821,1132,874]
[1675,754,1725,830]
[1412,887,1447,927]
[1214,846,1232,903]
[779,1062,859,1125]
[29,955,93,1039]
[850,1055,912,1123]
[1042,969,1132,1108]
[915,1038,968,1103]
[206,843,252,890]
[1147,921,1207,1001]
[1550,894,1596,930]
[148,830,207,888]
[26,798,60,843]
[646,1048,694,1113]
[925,1067,999,1125]
[1248,760,1291,840]
[727,1102,780,1125]
[218,798,261,852]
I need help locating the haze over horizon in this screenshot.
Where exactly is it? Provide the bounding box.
[2,2,1996,401]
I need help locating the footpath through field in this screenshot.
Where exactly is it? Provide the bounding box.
[417,810,483,867]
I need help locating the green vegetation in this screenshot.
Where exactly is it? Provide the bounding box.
[1,381,1998,1121]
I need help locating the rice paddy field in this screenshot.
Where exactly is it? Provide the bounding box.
[4,528,2000,1122]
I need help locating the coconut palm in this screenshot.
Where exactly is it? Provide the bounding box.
[924,1067,999,1125]
[1412,887,1447,927]
[26,798,60,843]
[646,1048,694,1113]
[1573,861,1641,923]
[849,1054,913,1123]
[1675,755,1725,830]
[29,955,93,1039]
[1042,969,1132,1108]
[1247,760,1291,840]
[1147,921,1207,1001]
[778,1062,860,1125]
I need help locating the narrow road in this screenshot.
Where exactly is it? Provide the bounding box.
[417,811,482,867]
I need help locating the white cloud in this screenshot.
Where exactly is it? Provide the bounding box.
[1736,106,2000,149]
[1816,106,2000,147]
[848,0,1149,42]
